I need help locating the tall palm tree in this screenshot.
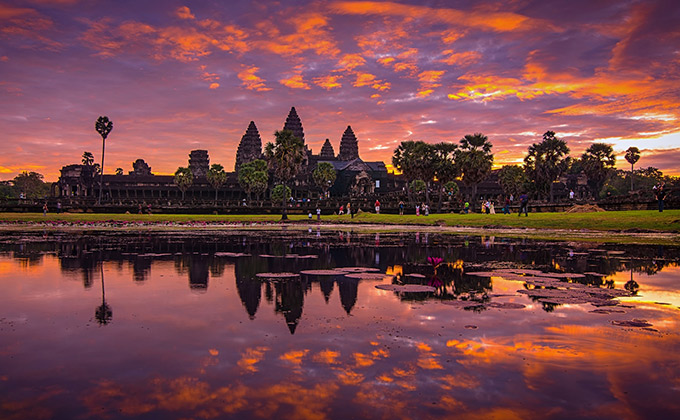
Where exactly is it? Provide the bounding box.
[264,130,305,220]
[392,140,434,204]
[625,147,641,192]
[432,142,459,212]
[174,167,193,200]
[523,131,570,202]
[458,133,493,208]
[582,143,616,198]
[95,116,113,204]
[82,151,94,166]
[206,163,227,203]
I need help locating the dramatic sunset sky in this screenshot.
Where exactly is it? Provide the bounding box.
[2,0,679,181]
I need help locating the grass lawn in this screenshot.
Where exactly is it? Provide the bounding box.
[0,210,679,233]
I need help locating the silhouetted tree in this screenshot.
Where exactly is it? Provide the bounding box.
[312,162,337,198]
[498,165,528,198]
[432,142,459,212]
[13,171,49,198]
[115,167,124,176]
[625,146,641,192]
[238,159,269,204]
[264,130,305,220]
[523,131,570,202]
[95,116,113,204]
[206,163,227,203]
[458,133,493,207]
[582,143,616,198]
[174,167,193,200]
[82,151,94,166]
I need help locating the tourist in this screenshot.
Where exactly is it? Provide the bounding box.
[484,200,491,214]
[56,201,61,214]
[416,204,420,216]
[347,202,351,218]
[655,183,666,212]
[464,201,469,214]
[375,199,380,214]
[316,206,321,221]
[490,201,495,214]
[424,203,429,216]
[339,204,344,215]
[43,202,48,216]
[519,193,529,216]
[503,196,510,214]
[398,200,404,215]
[308,211,313,219]
[569,189,575,200]
[138,204,143,214]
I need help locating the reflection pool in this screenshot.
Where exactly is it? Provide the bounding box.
[1,229,679,419]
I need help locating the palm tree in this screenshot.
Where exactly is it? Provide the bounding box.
[458,133,493,208]
[264,130,305,220]
[206,163,227,203]
[238,159,269,204]
[95,116,113,204]
[174,167,193,200]
[432,142,459,212]
[523,131,570,202]
[82,151,94,166]
[582,143,616,198]
[625,147,641,192]
[115,167,124,176]
[312,162,337,199]
[392,141,434,204]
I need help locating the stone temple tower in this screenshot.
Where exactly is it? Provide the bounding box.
[337,126,359,161]
[282,107,305,144]
[189,150,210,178]
[319,139,335,159]
[235,121,262,171]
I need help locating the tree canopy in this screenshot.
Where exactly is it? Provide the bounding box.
[207,163,227,202]
[312,162,337,197]
[458,133,493,203]
[523,131,570,201]
[582,143,616,198]
[173,167,193,200]
[264,130,305,219]
[238,159,269,203]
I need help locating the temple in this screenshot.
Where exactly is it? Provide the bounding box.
[234,121,262,171]
[56,106,403,202]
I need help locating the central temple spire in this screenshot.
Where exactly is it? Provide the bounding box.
[337,125,359,161]
[282,106,305,144]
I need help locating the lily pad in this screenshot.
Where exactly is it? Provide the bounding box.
[255,272,300,280]
[299,270,345,276]
[214,252,251,257]
[375,284,436,293]
[487,302,526,309]
[611,319,652,328]
[344,272,392,280]
[336,267,381,273]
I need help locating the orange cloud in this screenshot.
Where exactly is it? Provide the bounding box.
[440,50,481,66]
[255,12,340,58]
[280,74,311,90]
[331,1,550,33]
[237,346,269,372]
[337,53,366,71]
[237,66,271,91]
[176,6,195,20]
[314,75,342,90]
[279,349,309,365]
[312,349,341,365]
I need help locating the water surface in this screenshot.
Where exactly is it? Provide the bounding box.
[1,230,679,419]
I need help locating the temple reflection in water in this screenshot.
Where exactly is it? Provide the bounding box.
[1,230,677,333]
[1,230,680,419]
